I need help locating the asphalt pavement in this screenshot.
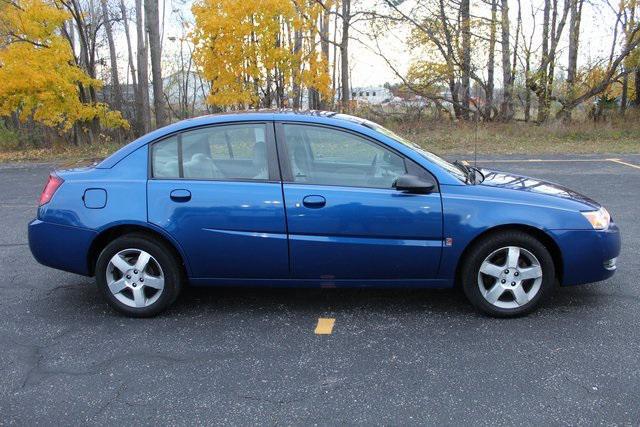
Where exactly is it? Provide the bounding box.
[0,155,639,425]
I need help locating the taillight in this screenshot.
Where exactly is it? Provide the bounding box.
[39,174,64,206]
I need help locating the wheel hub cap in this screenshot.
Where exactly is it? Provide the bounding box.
[477,246,543,309]
[105,249,165,308]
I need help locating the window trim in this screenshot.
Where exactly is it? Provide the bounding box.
[274,122,439,192]
[177,133,184,178]
[148,121,281,183]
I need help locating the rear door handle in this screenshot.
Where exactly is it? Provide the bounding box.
[302,195,326,208]
[170,189,191,202]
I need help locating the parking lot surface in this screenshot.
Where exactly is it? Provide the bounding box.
[0,155,639,425]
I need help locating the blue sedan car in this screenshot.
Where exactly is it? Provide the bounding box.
[28,111,620,317]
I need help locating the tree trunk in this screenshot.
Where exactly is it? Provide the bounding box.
[620,4,640,109]
[135,0,151,133]
[307,13,320,110]
[562,0,583,121]
[100,0,123,112]
[460,0,471,120]
[500,0,514,121]
[120,0,139,132]
[512,0,522,85]
[486,0,497,120]
[264,70,273,108]
[292,29,302,110]
[524,50,531,122]
[634,68,640,107]
[331,2,339,109]
[620,73,628,115]
[145,0,167,128]
[309,89,320,110]
[536,0,551,122]
[545,0,563,118]
[64,0,99,143]
[319,5,331,110]
[340,0,351,112]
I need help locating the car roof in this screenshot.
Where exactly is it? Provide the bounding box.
[176,110,366,123]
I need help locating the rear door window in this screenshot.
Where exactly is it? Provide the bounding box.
[151,123,270,181]
[151,136,179,179]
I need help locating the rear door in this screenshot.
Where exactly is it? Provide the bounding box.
[276,123,443,281]
[147,122,289,279]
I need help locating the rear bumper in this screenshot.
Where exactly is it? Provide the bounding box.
[28,219,96,276]
[550,223,621,286]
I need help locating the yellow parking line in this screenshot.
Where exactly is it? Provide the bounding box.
[314,318,335,335]
[607,158,640,170]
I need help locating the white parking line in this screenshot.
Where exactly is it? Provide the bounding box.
[607,158,640,170]
[467,158,640,170]
[470,158,610,163]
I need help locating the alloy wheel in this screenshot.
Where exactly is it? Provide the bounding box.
[105,248,165,308]
[477,246,543,309]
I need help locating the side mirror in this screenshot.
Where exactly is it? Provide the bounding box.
[393,174,436,194]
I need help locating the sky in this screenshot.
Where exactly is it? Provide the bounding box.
[110,0,624,90]
[338,0,622,87]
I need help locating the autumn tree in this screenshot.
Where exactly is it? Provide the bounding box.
[0,0,127,139]
[555,0,640,118]
[525,0,570,122]
[191,0,331,110]
[375,0,493,121]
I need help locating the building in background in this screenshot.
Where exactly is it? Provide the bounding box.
[350,86,393,105]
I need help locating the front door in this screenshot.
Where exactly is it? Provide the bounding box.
[147,122,288,279]
[277,123,443,281]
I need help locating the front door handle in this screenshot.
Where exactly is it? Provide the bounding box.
[170,189,191,202]
[302,195,326,208]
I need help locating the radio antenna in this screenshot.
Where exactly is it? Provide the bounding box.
[474,110,478,168]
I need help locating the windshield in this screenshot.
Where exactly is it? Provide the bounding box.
[358,119,467,182]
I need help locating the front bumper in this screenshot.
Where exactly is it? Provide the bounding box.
[550,222,621,286]
[28,219,96,276]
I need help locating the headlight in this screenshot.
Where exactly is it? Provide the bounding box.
[581,207,611,230]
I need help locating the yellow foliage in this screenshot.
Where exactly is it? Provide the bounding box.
[576,65,636,102]
[0,0,128,132]
[191,0,332,109]
[407,60,452,96]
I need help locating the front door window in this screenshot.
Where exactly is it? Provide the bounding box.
[283,124,407,188]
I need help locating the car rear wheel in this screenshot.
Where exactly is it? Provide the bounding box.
[461,231,555,317]
[95,234,183,317]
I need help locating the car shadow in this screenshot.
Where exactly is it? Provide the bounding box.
[30,276,617,321]
[174,285,474,317]
[171,283,615,319]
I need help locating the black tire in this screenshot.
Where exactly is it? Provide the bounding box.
[95,233,183,317]
[460,230,556,318]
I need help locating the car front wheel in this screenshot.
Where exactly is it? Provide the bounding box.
[461,231,556,317]
[95,234,183,317]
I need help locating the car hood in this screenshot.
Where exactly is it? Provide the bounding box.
[479,168,601,209]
